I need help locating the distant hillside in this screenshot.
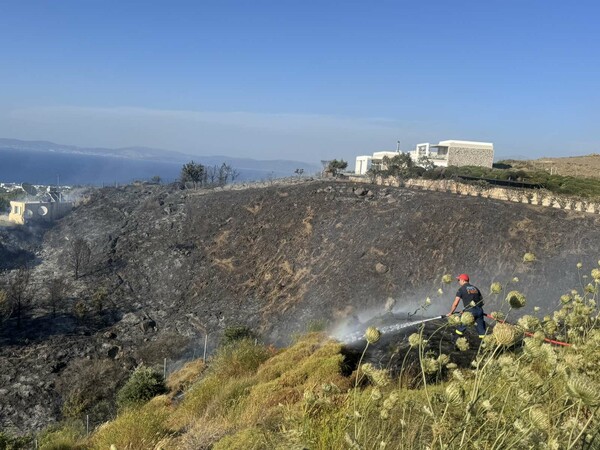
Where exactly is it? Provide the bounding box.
[0,138,320,185]
[500,153,600,179]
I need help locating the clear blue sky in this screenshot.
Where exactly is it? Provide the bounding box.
[0,0,598,163]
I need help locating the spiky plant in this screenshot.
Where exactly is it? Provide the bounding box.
[566,374,600,406]
[365,326,381,344]
[445,383,464,407]
[493,323,520,346]
[455,337,469,351]
[506,290,527,308]
[490,282,503,294]
[461,311,475,326]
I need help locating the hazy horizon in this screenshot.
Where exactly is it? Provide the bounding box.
[1,1,598,164]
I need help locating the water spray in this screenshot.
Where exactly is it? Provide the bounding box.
[339,315,445,344]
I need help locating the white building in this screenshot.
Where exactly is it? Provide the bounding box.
[355,151,403,175]
[410,140,494,168]
[355,140,494,174]
[355,155,372,175]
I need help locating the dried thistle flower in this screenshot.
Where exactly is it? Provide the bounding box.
[451,369,465,382]
[425,297,431,305]
[584,283,597,294]
[456,337,469,351]
[532,330,545,342]
[479,399,492,412]
[365,326,381,344]
[566,374,600,406]
[361,363,390,387]
[577,262,583,269]
[408,333,422,347]
[448,315,461,326]
[523,338,544,359]
[445,382,465,407]
[442,274,453,284]
[490,282,503,294]
[370,387,382,401]
[446,362,458,370]
[560,294,572,304]
[523,252,536,263]
[506,290,527,308]
[489,311,505,321]
[493,323,520,346]
[421,357,439,374]
[303,390,316,403]
[461,311,475,326]
[437,288,444,295]
[517,315,539,331]
[437,354,450,366]
[512,277,519,283]
[382,391,399,410]
[529,406,550,430]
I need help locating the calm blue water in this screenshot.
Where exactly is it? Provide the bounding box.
[0,149,273,185]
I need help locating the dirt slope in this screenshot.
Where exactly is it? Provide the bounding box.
[505,153,600,179]
[1,179,600,433]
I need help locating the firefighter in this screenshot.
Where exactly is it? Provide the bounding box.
[446,274,486,338]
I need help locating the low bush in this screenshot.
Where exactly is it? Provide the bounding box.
[89,396,172,450]
[116,367,167,409]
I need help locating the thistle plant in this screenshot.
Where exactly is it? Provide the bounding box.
[506,290,527,308]
[493,322,520,346]
[523,252,536,263]
[566,374,600,406]
[365,326,381,344]
[455,337,469,351]
[460,311,474,326]
[444,382,464,407]
[441,274,453,284]
[490,281,503,294]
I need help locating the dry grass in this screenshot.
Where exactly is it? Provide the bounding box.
[51,263,600,449]
[89,396,173,450]
[302,206,314,236]
[213,257,235,271]
[244,203,263,215]
[165,359,206,396]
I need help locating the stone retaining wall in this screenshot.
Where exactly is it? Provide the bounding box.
[347,175,600,214]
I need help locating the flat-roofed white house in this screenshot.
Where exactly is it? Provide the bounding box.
[355,140,494,175]
[410,140,494,168]
[355,155,373,175]
[355,151,403,175]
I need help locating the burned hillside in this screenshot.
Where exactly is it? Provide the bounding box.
[1,179,600,433]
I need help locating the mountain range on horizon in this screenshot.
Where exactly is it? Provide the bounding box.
[0,138,321,185]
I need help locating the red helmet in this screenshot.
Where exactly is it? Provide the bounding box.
[456,274,470,282]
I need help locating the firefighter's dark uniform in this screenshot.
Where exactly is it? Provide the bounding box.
[455,283,486,338]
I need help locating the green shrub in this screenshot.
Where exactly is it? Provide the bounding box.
[210,339,271,379]
[223,325,255,345]
[37,421,85,450]
[116,367,167,409]
[0,432,32,450]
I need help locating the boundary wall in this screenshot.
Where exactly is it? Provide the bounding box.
[348,175,600,214]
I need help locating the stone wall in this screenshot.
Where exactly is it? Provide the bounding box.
[447,144,494,168]
[347,175,600,214]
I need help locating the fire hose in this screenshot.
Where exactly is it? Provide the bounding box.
[483,313,571,347]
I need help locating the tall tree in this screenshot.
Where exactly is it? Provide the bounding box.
[47,277,69,318]
[5,266,32,328]
[180,161,205,189]
[67,237,91,279]
[327,159,348,176]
